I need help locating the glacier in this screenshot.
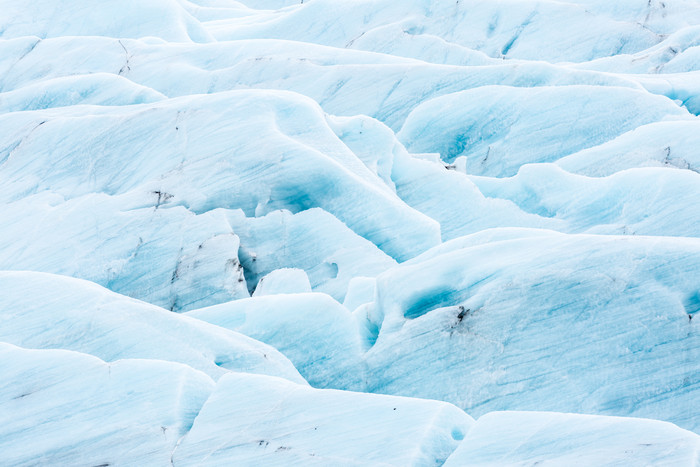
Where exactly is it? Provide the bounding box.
[1,0,700,465]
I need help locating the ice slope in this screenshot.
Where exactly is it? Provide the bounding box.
[172,372,474,466]
[226,208,397,300]
[253,268,312,296]
[0,192,250,311]
[0,271,304,383]
[5,338,696,467]
[2,0,700,464]
[0,36,652,130]
[0,73,166,113]
[573,25,700,73]
[557,121,700,176]
[469,164,700,237]
[397,85,692,176]
[0,91,440,262]
[206,0,663,63]
[361,231,700,432]
[0,0,213,42]
[0,343,216,466]
[331,113,560,240]
[187,292,366,390]
[444,411,700,466]
[186,229,700,431]
[332,111,700,242]
[1,342,475,466]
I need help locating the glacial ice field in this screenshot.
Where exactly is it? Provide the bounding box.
[1,0,700,465]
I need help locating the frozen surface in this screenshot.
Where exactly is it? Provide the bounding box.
[0,0,213,42]
[361,231,700,432]
[0,193,249,311]
[0,91,439,262]
[469,164,700,237]
[398,85,692,177]
[252,268,312,296]
[0,36,650,130]
[557,121,700,176]
[173,372,474,466]
[0,343,215,466]
[188,293,365,390]
[206,0,666,63]
[227,208,397,300]
[0,271,305,383]
[444,411,700,466]
[2,0,700,464]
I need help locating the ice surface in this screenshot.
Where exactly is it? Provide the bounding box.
[469,163,700,237]
[2,0,700,463]
[173,372,474,466]
[0,0,213,42]
[0,73,165,113]
[557,121,700,176]
[572,25,700,73]
[187,292,365,390]
[0,91,440,261]
[398,85,692,177]
[0,271,305,383]
[0,193,250,311]
[361,231,700,431]
[332,113,558,240]
[444,411,700,466]
[253,268,312,296]
[0,343,215,466]
[226,208,397,300]
[0,35,649,130]
[207,0,663,63]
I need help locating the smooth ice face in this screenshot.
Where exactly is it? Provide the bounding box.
[0,73,166,113]
[556,121,700,176]
[0,35,652,129]
[0,271,305,384]
[206,0,665,63]
[0,343,216,466]
[444,411,700,466]
[398,85,692,177]
[0,193,249,311]
[173,372,474,466]
[0,0,213,42]
[469,163,700,237]
[2,0,700,463]
[362,231,700,432]
[253,268,312,296]
[226,208,397,301]
[187,292,366,390]
[0,91,440,261]
[571,24,700,73]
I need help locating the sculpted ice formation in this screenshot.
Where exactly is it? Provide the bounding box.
[0,193,250,311]
[0,271,304,383]
[1,0,699,464]
[363,231,700,432]
[443,411,700,466]
[172,372,474,466]
[188,292,366,390]
[397,85,692,176]
[0,343,216,466]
